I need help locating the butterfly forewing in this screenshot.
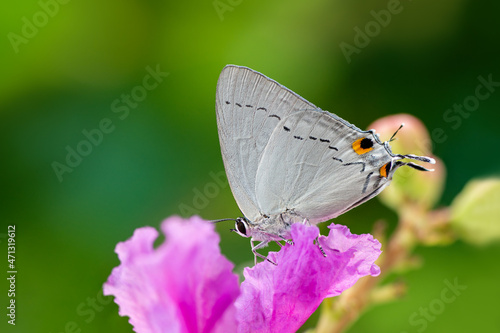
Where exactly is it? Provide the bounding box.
[216,65,318,221]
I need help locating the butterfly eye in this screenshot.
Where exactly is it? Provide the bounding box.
[352,137,374,155]
[379,162,392,178]
[235,218,248,236]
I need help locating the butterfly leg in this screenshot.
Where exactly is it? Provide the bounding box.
[315,236,327,257]
[251,240,276,266]
[300,219,326,257]
[274,238,293,249]
[301,218,314,227]
[250,240,259,266]
[278,235,294,246]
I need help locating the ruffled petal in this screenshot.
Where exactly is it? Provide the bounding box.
[104,216,240,333]
[235,222,381,333]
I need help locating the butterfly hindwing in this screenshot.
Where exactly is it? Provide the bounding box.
[254,110,393,223]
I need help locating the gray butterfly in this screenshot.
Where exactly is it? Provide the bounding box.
[214,65,434,262]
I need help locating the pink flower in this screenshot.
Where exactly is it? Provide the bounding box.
[104,216,381,333]
[236,223,381,332]
[103,217,239,332]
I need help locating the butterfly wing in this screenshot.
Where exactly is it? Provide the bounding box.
[254,109,393,223]
[216,65,318,221]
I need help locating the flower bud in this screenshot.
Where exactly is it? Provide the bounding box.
[451,178,500,245]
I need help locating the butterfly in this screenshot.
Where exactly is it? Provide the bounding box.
[214,65,434,262]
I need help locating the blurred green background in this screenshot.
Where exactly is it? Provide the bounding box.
[1,0,499,332]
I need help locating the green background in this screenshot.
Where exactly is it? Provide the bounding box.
[1,0,499,332]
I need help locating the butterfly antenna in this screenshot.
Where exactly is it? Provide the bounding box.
[389,123,405,142]
[395,161,434,172]
[209,218,235,224]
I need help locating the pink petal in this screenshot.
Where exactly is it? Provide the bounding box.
[235,222,381,333]
[104,216,240,333]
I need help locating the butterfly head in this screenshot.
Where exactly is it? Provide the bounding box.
[209,217,250,237]
[210,216,258,238]
[233,217,250,238]
[224,215,292,242]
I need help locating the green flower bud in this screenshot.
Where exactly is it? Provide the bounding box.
[451,178,500,245]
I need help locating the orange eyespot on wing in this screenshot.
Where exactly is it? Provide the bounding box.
[352,137,374,155]
[379,163,391,178]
